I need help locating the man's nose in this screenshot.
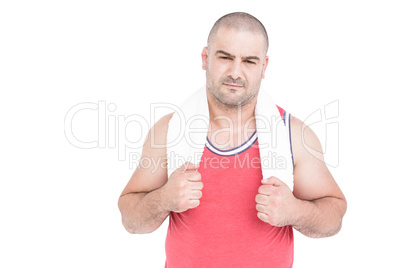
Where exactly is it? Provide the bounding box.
[227,60,243,81]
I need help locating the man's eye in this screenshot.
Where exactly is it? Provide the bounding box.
[220,57,230,60]
[246,60,256,64]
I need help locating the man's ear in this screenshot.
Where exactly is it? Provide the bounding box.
[201,47,208,70]
[261,56,269,79]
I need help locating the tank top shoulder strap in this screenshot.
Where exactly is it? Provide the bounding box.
[276,105,288,125]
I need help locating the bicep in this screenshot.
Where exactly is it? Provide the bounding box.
[120,113,173,197]
[291,116,344,201]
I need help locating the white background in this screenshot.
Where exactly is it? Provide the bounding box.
[1,0,401,267]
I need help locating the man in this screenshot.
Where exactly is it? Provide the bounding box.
[118,12,346,267]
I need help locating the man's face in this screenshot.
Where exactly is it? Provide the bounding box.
[202,27,269,108]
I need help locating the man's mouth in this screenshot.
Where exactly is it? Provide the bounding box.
[223,83,243,89]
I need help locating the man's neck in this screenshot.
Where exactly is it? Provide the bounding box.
[206,90,258,149]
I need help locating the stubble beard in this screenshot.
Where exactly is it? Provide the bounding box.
[206,69,261,110]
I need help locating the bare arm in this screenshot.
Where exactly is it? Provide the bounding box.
[291,196,345,238]
[291,115,347,237]
[255,115,346,238]
[118,113,172,234]
[118,190,169,234]
[118,113,203,234]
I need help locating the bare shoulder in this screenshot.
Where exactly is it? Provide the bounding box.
[143,112,174,153]
[120,112,174,196]
[289,115,344,201]
[289,115,324,165]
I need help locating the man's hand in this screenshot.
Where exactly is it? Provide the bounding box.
[255,176,298,227]
[161,162,203,213]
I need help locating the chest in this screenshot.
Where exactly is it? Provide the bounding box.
[197,142,263,212]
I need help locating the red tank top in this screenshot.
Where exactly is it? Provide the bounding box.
[165,108,293,268]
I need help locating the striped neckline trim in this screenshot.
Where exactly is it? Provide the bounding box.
[206,130,258,156]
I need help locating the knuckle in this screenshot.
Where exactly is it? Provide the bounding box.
[178,180,187,189]
[178,198,186,208]
[257,212,268,222]
[178,191,187,200]
[270,216,279,226]
[274,189,281,197]
[191,200,200,208]
[267,199,275,208]
[256,204,265,213]
[258,186,265,194]
[179,199,188,210]
[192,174,202,182]
[256,194,267,204]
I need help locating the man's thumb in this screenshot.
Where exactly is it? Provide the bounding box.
[261,176,284,186]
[180,162,199,172]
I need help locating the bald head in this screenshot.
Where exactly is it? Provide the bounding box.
[207,12,269,54]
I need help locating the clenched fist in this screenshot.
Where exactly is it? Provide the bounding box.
[255,176,298,227]
[162,162,203,213]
